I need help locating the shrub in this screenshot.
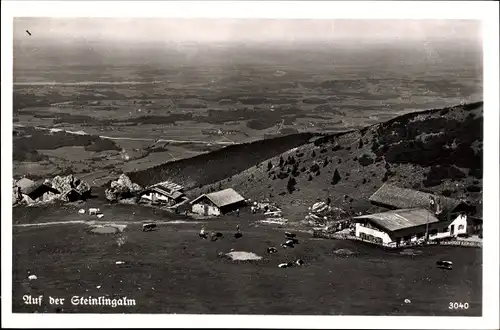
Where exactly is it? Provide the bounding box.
[316,170,321,176]
[424,165,466,187]
[320,148,327,154]
[310,163,320,173]
[358,154,374,167]
[308,174,313,181]
[312,150,316,157]
[358,139,364,149]
[277,172,288,180]
[466,185,481,193]
[323,158,329,167]
[267,161,273,171]
[331,169,341,185]
[362,178,367,184]
[287,177,297,193]
[441,189,453,197]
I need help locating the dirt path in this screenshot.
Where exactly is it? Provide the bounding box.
[13,219,206,228]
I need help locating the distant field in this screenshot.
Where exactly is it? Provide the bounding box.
[12,203,482,315]
[12,42,482,181]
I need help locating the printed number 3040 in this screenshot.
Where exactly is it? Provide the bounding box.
[449,302,469,309]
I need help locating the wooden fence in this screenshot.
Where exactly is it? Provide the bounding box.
[312,230,482,249]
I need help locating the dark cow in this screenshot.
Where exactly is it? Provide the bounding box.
[285,232,296,239]
[436,260,453,270]
[267,247,278,254]
[142,223,157,232]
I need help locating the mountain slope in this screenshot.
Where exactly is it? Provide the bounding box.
[188,102,483,220]
[126,132,317,189]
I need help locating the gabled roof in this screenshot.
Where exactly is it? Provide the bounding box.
[151,180,183,192]
[16,178,36,194]
[353,208,440,232]
[22,181,60,196]
[147,186,185,200]
[369,183,464,215]
[190,188,245,208]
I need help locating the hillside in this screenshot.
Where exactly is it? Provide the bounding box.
[126,132,317,189]
[187,102,483,220]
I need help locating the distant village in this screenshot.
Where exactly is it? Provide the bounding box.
[12,172,483,249]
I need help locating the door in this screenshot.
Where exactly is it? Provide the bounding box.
[204,204,209,216]
[450,225,455,236]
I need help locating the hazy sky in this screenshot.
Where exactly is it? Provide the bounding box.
[14,18,481,44]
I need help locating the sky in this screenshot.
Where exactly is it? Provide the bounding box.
[13,18,482,44]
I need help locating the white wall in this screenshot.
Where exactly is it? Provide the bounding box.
[141,192,170,202]
[355,223,393,244]
[192,203,220,216]
[449,214,468,236]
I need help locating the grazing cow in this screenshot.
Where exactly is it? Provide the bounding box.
[234,225,242,239]
[284,232,296,239]
[295,259,304,266]
[278,263,289,268]
[267,247,278,254]
[215,232,224,238]
[210,232,220,241]
[142,223,157,232]
[199,226,208,239]
[281,241,294,248]
[89,208,100,216]
[436,260,453,270]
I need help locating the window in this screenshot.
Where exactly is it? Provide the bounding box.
[458,225,464,230]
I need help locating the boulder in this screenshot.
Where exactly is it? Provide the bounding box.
[12,186,23,205]
[51,174,91,201]
[105,174,142,202]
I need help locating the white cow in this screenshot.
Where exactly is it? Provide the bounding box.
[89,208,100,215]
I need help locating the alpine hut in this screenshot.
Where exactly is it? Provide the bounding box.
[15,178,60,204]
[190,188,246,216]
[139,181,188,206]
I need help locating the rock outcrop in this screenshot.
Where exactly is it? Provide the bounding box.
[12,185,23,205]
[51,174,92,201]
[105,174,142,202]
[303,201,349,227]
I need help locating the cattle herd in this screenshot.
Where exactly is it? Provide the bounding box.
[141,221,305,268]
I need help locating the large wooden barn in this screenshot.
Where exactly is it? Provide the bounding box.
[190,188,246,216]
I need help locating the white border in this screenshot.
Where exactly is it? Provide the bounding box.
[1,1,499,329]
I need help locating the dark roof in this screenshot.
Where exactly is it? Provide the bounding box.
[190,188,245,208]
[22,180,60,196]
[353,208,440,232]
[369,183,464,215]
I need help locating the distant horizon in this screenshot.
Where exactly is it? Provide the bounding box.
[13,18,482,45]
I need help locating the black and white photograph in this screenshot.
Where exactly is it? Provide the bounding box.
[2,1,499,329]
